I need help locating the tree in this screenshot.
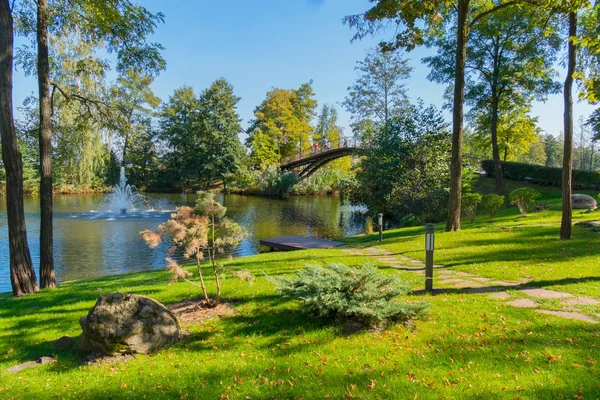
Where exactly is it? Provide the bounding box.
[314,104,350,172]
[343,49,411,126]
[544,134,563,167]
[0,0,38,296]
[111,70,161,167]
[246,82,317,166]
[424,6,560,194]
[197,79,245,190]
[16,0,166,288]
[345,0,540,232]
[141,192,246,305]
[351,102,451,222]
[517,134,547,165]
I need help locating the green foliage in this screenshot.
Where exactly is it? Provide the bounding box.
[230,167,298,196]
[461,193,482,222]
[481,160,600,190]
[364,217,374,235]
[275,263,428,329]
[483,194,505,217]
[246,82,317,167]
[351,101,451,222]
[509,187,540,216]
[343,49,411,126]
[158,80,245,189]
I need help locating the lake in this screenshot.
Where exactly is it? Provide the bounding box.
[0,193,366,293]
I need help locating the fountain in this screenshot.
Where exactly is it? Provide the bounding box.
[99,167,147,214]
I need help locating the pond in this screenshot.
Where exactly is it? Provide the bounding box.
[0,193,366,293]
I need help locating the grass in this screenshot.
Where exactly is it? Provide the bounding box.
[1,177,600,399]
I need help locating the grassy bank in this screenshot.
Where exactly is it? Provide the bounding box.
[1,177,599,399]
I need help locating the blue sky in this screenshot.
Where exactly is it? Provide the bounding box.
[12,0,596,140]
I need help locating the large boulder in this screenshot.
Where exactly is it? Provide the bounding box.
[572,194,597,210]
[79,293,180,355]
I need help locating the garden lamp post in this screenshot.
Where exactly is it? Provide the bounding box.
[378,213,383,242]
[425,223,435,293]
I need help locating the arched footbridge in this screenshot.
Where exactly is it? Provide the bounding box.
[279,137,364,179]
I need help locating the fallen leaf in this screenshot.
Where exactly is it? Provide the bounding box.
[367,380,376,390]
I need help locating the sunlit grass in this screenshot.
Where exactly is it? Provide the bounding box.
[0,177,599,399]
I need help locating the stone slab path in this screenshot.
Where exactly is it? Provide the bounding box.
[343,246,599,324]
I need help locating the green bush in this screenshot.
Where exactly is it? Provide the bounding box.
[483,194,505,217]
[461,193,482,222]
[509,187,540,216]
[481,160,600,189]
[275,263,429,329]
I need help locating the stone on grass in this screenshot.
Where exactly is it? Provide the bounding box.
[572,194,597,210]
[488,292,511,300]
[561,297,600,306]
[519,287,572,299]
[7,356,56,374]
[506,298,539,308]
[536,310,598,324]
[574,220,600,228]
[79,293,180,356]
[54,336,75,351]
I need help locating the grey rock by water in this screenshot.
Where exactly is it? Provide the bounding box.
[572,194,597,210]
[79,293,180,355]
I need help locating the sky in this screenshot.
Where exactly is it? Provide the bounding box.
[12,0,597,141]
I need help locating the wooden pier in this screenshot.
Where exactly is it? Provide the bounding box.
[259,235,346,251]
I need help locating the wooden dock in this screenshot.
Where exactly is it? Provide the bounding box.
[259,235,346,251]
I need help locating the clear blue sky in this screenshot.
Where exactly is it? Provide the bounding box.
[12,0,596,140]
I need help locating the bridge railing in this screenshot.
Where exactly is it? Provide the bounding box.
[280,136,362,165]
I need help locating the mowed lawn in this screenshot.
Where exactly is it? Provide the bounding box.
[1,177,600,399]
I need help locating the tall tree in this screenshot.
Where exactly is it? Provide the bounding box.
[343,49,411,126]
[18,0,166,286]
[424,7,560,194]
[246,82,317,167]
[36,0,54,287]
[0,0,38,296]
[544,134,563,167]
[345,0,538,232]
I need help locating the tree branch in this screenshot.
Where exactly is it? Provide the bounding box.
[470,1,520,27]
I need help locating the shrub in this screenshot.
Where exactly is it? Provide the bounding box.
[481,160,600,189]
[483,194,505,217]
[509,187,540,216]
[275,263,429,329]
[461,193,482,222]
[364,217,374,235]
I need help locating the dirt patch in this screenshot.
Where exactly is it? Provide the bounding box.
[169,299,237,325]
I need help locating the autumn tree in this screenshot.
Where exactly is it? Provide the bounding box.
[344,0,542,232]
[0,0,38,296]
[343,49,411,127]
[424,6,560,194]
[141,192,246,305]
[246,82,317,167]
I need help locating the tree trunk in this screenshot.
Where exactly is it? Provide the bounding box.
[560,11,577,240]
[37,0,55,288]
[590,141,595,171]
[122,131,129,167]
[490,39,504,195]
[0,0,39,296]
[195,254,209,302]
[446,0,469,232]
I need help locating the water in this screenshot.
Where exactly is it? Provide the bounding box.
[0,193,366,293]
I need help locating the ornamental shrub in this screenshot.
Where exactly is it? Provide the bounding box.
[461,193,482,222]
[509,187,540,216]
[483,194,505,217]
[275,263,429,329]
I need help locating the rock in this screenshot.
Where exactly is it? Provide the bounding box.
[574,220,600,228]
[54,336,75,351]
[79,293,180,355]
[6,357,56,374]
[572,194,597,210]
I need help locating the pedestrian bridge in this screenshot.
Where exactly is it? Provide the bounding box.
[279,137,363,179]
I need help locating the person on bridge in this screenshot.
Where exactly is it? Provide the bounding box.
[313,141,319,153]
[343,138,348,148]
[323,138,330,150]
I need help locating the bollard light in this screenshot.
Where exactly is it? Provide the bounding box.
[425,223,435,293]
[378,213,383,242]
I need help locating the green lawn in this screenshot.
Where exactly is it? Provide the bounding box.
[1,177,600,399]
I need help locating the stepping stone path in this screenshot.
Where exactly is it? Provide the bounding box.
[342,246,600,324]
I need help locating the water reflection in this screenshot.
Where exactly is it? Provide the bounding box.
[0,193,365,292]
